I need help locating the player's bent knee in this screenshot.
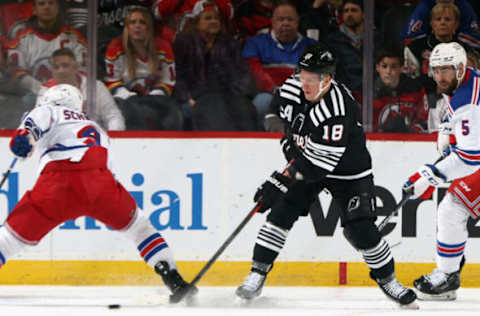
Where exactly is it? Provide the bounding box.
[0,226,27,266]
[121,210,156,243]
[343,218,381,250]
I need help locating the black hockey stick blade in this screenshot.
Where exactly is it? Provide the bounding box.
[0,158,18,190]
[172,202,264,303]
[169,284,199,304]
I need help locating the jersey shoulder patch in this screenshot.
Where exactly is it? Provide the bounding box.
[155,37,174,62]
[105,37,125,61]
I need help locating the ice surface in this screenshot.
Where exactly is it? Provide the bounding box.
[0,285,479,316]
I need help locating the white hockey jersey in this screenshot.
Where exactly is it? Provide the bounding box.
[8,24,87,88]
[437,67,480,181]
[19,104,111,174]
[104,37,175,97]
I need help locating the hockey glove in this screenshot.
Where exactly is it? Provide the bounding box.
[402,164,446,200]
[254,171,293,213]
[280,135,301,162]
[437,122,456,158]
[9,129,33,158]
[264,114,285,132]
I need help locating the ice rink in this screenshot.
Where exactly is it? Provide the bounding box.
[1,285,480,316]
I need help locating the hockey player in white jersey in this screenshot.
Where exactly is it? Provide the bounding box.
[1,84,196,303]
[402,42,479,300]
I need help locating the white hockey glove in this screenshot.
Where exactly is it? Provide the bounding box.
[402,164,446,200]
[114,87,137,100]
[437,121,455,157]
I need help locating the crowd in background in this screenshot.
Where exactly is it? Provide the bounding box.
[0,0,479,133]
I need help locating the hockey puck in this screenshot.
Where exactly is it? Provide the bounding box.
[108,304,121,309]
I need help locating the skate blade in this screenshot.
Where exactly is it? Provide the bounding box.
[415,289,457,301]
[400,301,420,310]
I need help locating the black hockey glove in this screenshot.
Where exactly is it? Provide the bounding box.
[254,171,293,213]
[280,135,301,162]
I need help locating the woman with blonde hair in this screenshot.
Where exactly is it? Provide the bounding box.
[105,6,183,130]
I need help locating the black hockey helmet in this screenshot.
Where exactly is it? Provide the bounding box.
[298,43,336,76]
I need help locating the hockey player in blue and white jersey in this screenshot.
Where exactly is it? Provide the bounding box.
[403,42,480,300]
[1,84,196,303]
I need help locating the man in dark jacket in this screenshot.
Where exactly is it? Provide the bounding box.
[326,0,381,95]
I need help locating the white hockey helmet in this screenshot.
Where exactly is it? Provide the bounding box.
[36,84,84,112]
[429,42,467,83]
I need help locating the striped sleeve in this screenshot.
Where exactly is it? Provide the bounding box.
[303,138,346,171]
[309,84,345,127]
[279,77,302,105]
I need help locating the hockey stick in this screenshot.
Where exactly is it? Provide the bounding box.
[0,158,18,190]
[170,201,264,303]
[173,164,297,303]
[194,202,263,285]
[377,193,411,232]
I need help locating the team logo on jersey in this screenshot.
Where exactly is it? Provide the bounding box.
[347,196,360,212]
[291,113,305,134]
[320,51,333,61]
[302,53,313,61]
[409,20,422,34]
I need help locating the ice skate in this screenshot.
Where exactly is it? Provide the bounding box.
[414,269,460,301]
[155,261,198,303]
[373,273,418,309]
[236,270,267,300]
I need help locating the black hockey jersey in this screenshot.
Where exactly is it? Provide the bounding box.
[273,74,372,182]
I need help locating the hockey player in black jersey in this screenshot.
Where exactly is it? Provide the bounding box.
[236,43,417,307]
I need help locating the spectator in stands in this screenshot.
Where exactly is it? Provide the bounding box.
[105,6,182,130]
[64,1,175,78]
[402,0,480,48]
[326,0,382,96]
[7,0,87,106]
[0,6,31,130]
[297,0,341,41]
[242,0,316,129]
[64,1,175,42]
[153,0,234,33]
[173,0,257,131]
[404,2,479,105]
[373,46,428,133]
[234,0,274,41]
[42,48,125,131]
